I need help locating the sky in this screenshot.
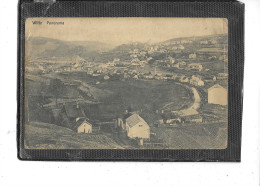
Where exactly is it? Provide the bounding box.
[26,17,228,45]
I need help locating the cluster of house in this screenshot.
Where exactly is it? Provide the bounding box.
[128,41,188,56]
[160,83,227,126]
[178,72,227,87]
[52,102,95,134]
[47,83,226,142]
[50,101,152,144]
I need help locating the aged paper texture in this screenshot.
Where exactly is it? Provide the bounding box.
[24,18,228,149]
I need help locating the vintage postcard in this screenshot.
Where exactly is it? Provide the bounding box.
[24,18,228,150]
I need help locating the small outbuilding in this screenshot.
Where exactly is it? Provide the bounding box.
[73,118,92,133]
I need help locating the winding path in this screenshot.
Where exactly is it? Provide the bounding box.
[173,85,201,116]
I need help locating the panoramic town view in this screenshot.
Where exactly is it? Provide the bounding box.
[24,18,228,149]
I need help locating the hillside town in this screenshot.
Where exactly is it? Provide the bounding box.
[25,34,228,149]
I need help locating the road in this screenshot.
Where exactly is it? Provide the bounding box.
[175,86,201,116]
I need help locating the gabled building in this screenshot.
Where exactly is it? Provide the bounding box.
[208,84,228,106]
[73,118,92,133]
[117,113,150,139]
[56,102,93,133]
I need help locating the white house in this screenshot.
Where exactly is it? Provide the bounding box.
[69,117,92,133]
[117,113,150,139]
[208,84,228,106]
[77,119,92,133]
[125,114,150,139]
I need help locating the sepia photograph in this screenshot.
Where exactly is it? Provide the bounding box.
[2,0,260,185]
[24,17,228,150]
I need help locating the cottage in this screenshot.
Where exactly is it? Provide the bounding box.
[117,113,150,139]
[57,103,94,133]
[208,84,228,106]
[74,118,92,133]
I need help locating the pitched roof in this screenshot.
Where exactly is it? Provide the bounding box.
[63,103,85,118]
[70,118,92,131]
[208,84,226,91]
[126,113,148,128]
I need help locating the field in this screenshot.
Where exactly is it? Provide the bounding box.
[153,124,227,149]
[24,121,227,149]
[81,79,193,123]
[25,122,124,149]
[26,73,193,123]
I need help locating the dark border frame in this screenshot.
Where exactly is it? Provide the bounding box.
[18,0,244,162]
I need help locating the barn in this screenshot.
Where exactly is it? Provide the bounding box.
[117,113,150,139]
[54,102,94,133]
[208,84,228,106]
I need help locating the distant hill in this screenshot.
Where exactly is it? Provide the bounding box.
[26,37,115,60]
[163,34,228,44]
[26,34,227,62]
[112,42,146,52]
